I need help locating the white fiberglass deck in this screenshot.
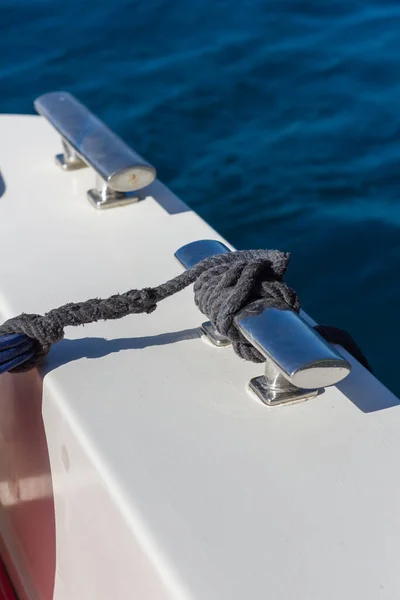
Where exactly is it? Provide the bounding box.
[0,115,399,600]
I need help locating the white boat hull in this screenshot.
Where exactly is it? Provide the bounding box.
[0,114,398,600]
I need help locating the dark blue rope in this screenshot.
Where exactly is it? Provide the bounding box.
[0,249,371,374]
[0,333,36,375]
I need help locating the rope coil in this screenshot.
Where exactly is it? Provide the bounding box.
[0,249,371,373]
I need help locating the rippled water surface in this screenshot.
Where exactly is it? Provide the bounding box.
[2,0,400,393]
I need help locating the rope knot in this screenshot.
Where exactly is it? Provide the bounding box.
[192,249,300,362]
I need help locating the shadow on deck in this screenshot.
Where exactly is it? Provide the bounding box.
[0,172,5,198]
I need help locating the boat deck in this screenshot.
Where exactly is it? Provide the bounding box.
[0,113,399,600]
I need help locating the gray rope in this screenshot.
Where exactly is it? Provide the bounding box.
[0,248,371,373]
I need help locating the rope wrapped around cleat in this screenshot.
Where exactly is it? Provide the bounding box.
[0,249,371,374]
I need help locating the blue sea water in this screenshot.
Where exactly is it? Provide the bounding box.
[1,0,400,393]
